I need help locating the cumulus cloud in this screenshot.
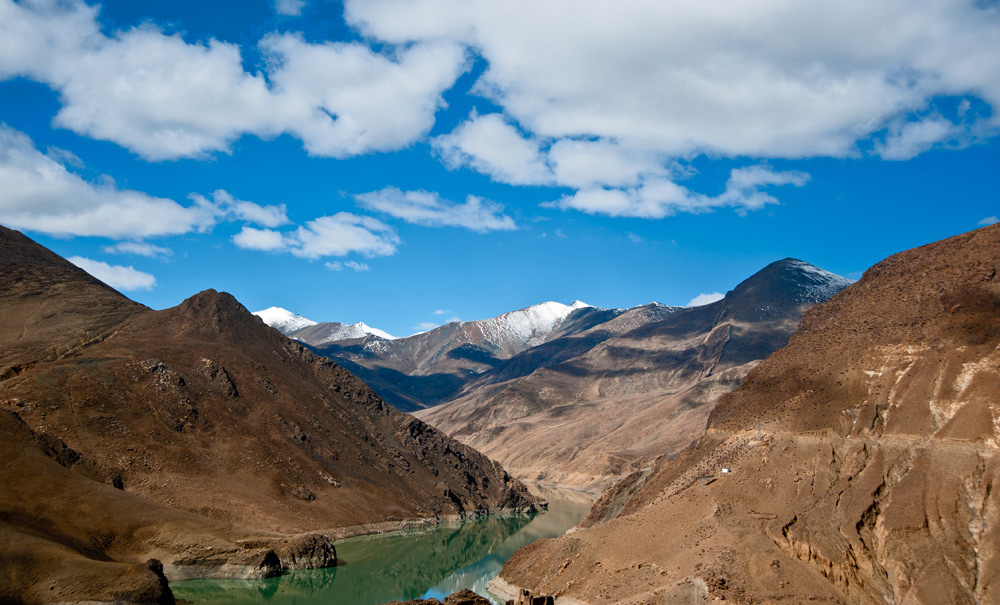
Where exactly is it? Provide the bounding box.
[347,0,1000,162]
[433,113,549,185]
[290,213,399,258]
[0,125,217,238]
[0,124,305,243]
[102,242,172,258]
[356,187,516,232]
[686,292,725,307]
[979,216,998,226]
[412,321,439,332]
[433,309,452,315]
[433,116,670,190]
[548,166,808,218]
[232,213,399,259]
[548,139,666,189]
[232,226,287,251]
[68,256,156,291]
[0,0,467,160]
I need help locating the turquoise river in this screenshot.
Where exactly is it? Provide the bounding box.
[172,498,591,604]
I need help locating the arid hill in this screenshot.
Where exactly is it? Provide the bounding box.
[495,224,1000,604]
[0,226,539,603]
[418,259,852,489]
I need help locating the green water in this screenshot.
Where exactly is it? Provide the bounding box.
[172,499,591,604]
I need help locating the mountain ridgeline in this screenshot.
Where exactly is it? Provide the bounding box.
[263,259,854,488]
[0,226,540,604]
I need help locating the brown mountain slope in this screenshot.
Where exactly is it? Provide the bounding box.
[494,224,1000,604]
[418,259,851,490]
[0,226,539,602]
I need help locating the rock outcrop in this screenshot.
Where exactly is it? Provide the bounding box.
[385,588,493,605]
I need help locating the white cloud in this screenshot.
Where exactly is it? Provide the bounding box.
[356,186,516,232]
[68,256,156,291]
[0,125,217,238]
[412,321,439,332]
[548,139,666,189]
[548,166,808,218]
[0,125,304,242]
[433,309,452,315]
[348,0,1000,162]
[979,216,998,226]
[626,232,642,243]
[875,117,957,161]
[434,113,549,185]
[686,292,724,307]
[0,0,467,160]
[261,34,467,158]
[233,226,287,251]
[102,242,172,258]
[290,213,399,258]
[205,190,289,228]
[326,260,371,271]
[231,213,398,259]
[276,0,306,16]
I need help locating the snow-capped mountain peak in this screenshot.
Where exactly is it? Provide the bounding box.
[477,300,593,349]
[253,307,317,333]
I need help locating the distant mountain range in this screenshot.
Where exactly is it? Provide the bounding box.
[259,258,854,488]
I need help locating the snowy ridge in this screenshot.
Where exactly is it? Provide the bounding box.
[313,322,396,343]
[477,300,591,349]
[784,259,856,303]
[253,307,317,333]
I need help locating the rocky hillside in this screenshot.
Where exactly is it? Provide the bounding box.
[0,226,539,603]
[496,224,1000,604]
[418,258,853,489]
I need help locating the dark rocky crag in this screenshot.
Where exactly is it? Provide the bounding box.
[495,224,1000,603]
[0,226,540,603]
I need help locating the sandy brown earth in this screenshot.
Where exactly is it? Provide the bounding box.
[496,224,1000,604]
[0,226,540,603]
[419,259,850,491]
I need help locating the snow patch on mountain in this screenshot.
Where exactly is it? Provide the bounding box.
[313,322,396,343]
[478,300,591,349]
[254,307,317,333]
[783,259,856,303]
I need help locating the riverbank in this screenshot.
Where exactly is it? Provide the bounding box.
[171,498,592,604]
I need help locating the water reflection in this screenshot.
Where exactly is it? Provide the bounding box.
[172,500,590,605]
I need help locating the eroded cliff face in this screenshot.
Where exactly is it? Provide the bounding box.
[496,224,1000,604]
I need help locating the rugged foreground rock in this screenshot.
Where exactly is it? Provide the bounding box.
[385,588,493,605]
[496,224,1000,603]
[0,226,540,603]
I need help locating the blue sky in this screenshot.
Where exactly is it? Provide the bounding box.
[0,0,997,337]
